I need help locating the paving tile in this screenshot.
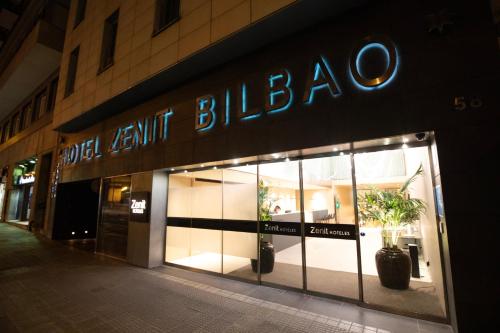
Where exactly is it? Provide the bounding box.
[0,224,455,333]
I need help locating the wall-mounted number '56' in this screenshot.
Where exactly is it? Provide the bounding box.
[453,96,483,111]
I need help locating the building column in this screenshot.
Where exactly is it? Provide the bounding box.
[127,170,167,268]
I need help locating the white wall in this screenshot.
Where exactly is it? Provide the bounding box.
[405,147,446,314]
[191,180,222,219]
[167,175,192,217]
[223,182,256,219]
[166,169,258,266]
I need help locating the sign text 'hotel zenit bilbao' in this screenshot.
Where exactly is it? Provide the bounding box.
[61,36,400,167]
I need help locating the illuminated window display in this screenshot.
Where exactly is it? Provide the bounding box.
[6,158,37,222]
[0,167,7,220]
[165,136,447,319]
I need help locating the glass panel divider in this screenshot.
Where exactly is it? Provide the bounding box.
[221,170,224,276]
[299,160,307,291]
[94,177,104,255]
[256,164,261,283]
[350,147,364,302]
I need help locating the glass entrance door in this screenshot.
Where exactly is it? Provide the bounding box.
[302,155,359,300]
[258,160,303,289]
[354,146,447,319]
[97,176,131,259]
[165,169,223,273]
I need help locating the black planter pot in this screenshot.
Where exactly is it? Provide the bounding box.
[251,241,275,273]
[375,247,412,290]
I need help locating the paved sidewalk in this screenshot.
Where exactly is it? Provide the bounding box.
[0,223,452,332]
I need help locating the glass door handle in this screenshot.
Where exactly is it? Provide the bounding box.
[439,221,445,234]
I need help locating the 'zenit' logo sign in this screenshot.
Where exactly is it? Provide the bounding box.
[195,36,400,132]
[131,199,146,214]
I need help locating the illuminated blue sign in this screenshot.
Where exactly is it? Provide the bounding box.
[348,37,399,90]
[109,109,173,153]
[303,56,341,105]
[195,95,216,131]
[265,69,293,114]
[238,83,261,121]
[62,136,102,166]
[194,36,399,133]
[63,109,173,166]
[62,36,400,167]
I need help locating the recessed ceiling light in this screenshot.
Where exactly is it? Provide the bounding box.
[213,166,217,170]
[333,147,338,152]
[170,168,175,171]
[272,153,280,159]
[233,159,239,165]
[184,170,188,173]
[201,164,205,167]
[403,137,409,143]
[384,138,390,145]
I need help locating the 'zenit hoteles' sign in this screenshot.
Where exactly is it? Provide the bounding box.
[61,36,399,167]
[130,192,151,223]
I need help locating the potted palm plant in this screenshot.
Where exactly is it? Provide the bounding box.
[358,164,426,290]
[251,179,275,273]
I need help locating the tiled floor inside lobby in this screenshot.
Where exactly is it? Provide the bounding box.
[0,223,453,332]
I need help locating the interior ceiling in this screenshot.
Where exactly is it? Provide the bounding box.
[0,0,28,51]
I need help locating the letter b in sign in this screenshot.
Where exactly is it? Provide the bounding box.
[195,95,216,132]
[265,69,293,114]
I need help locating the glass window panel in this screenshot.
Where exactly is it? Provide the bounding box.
[355,147,446,318]
[222,166,257,280]
[33,91,47,122]
[302,155,358,299]
[166,170,222,273]
[99,10,119,71]
[154,0,180,33]
[7,189,22,220]
[97,176,130,259]
[258,160,302,289]
[74,0,86,28]
[165,173,192,263]
[65,47,79,97]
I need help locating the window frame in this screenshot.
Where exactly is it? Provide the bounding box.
[98,9,120,74]
[19,102,32,131]
[65,46,80,98]
[33,90,48,122]
[0,121,9,144]
[9,112,20,138]
[46,77,59,113]
[153,0,180,36]
[73,0,87,29]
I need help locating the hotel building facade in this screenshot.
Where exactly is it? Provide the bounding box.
[1,1,499,332]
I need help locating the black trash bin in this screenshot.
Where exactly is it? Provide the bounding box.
[408,244,420,278]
